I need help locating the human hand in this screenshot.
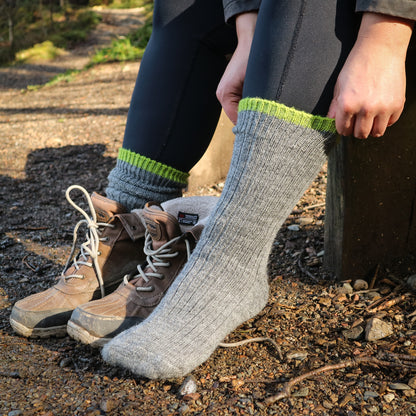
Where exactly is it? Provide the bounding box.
[327,13,413,139]
[216,12,257,124]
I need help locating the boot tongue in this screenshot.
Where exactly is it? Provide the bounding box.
[143,202,182,249]
[91,192,126,223]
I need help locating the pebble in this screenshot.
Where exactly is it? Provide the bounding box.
[383,393,395,403]
[183,393,201,402]
[343,325,364,340]
[366,292,381,301]
[59,357,72,368]
[364,391,379,400]
[353,279,368,291]
[292,387,309,398]
[100,399,119,412]
[178,375,198,396]
[407,274,416,291]
[286,351,308,361]
[178,404,190,414]
[8,411,23,416]
[298,217,313,226]
[337,283,353,295]
[389,383,411,390]
[365,317,393,341]
[408,377,416,389]
[288,224,300,231]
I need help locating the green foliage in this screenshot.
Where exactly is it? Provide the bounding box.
[16,40,65,63]
[88,17,151,65]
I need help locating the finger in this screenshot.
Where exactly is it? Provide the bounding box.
[370,113,390,137]
[335,110,355,137]
[222,96,240,125]
[353,112,375,139]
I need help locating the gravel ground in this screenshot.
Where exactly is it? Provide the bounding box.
[2,9,416,416]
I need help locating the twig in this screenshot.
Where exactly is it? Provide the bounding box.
[301,202,326,211]
[367,294,409,314]
[297,255,319,283]
[219,337,283,361]
[22,255,37,272]
[264,355,416,405]
[369,264,380,290]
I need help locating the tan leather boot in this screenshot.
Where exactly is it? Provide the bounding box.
[10,185,146,338]
[67,200,207,347]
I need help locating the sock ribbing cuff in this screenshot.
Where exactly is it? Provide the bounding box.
[118,148,189,185]
[238,97,337,133]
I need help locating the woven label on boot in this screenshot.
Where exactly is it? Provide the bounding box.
[178,212,199,226]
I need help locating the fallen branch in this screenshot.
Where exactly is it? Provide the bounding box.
[367,294,409,314]
[264,354,416,405]
[219,337,283,361]
[297,255,319,283]
[368,264,380,290]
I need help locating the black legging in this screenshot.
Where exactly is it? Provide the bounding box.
[122,0,361,172]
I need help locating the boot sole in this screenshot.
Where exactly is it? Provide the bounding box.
[67,320,111,348]
[10,318,67,338]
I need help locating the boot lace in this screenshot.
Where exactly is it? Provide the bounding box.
[60,185,115,298]
[124,231,191,292]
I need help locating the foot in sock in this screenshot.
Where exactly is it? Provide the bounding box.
[102,99,337,379]
[67,196,218,347]
[10,185,146,338]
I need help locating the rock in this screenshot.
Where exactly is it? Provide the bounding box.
[353,279,368,291]
[292,387,309,398]
[404,389,415,398]
[366,292,381,301]
[343,325,364,340]
[364,391,379,400]
[407,274,416,291]
[100,399,119,413]
[59,357,72,368]
[183,393,201,402]
[365,318,393,341]
[287,224,300,231]
[383,393,395,403]
[178,404,190,414]
[389,383,411,390]
[298,217,313,226]
[337,283,353,295]
[318,297,332,307]
[178,375,198,396]
[8,411,23,416]
[286,351,308,361]
[408,377,416,389]
[231,379,245,389]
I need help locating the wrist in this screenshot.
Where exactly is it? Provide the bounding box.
[356,12,413,56]
[235,11,258,45]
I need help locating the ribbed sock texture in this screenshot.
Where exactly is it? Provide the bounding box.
[106,149,189,211]
[102,98,336,379]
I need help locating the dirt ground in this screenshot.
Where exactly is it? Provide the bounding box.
[2,9,416,416]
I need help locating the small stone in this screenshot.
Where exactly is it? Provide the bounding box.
[231,379,245,389]
[8,411,23,416]
[318,297,332,307]
[292,387,309,397]
[408,377,416,389]
[365,317,393,341]
[183,393,201,402]
[404,340,412,347]
[298,217,313,226]
[366,292,381,301]
[286,351,308,361]
[178,375,198,396]
[389,383,411,390]
[364,391,379,400]
[383,393,395,403]
[404,389,415,398]
[59,357,72,368]
[343,325,364,340]
[288,224,300,231]
[323,400,333,409]
[337,283,353,295]
[317,250,325,257]
[178,404,190,414]
[407,274,416,291]
[100,399,119,413]
[353,279,368,291]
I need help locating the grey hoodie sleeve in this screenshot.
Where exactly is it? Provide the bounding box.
[222,0,261,23]
[356,0,416,20]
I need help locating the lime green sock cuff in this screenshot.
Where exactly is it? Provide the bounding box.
[118,148,189,185]
[238,97,337,133]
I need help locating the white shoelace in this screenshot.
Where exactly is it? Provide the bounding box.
[124,231,191,292]
[61,185,114,298]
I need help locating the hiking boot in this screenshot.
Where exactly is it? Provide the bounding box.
[10,185,146,338]
[67,196,218,347]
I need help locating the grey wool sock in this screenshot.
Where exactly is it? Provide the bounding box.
[102,98,337,379]
[106,148,189,211]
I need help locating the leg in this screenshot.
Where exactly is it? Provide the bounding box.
[106,0,237,210]
[10,0,235,338]
[102,0,360,378]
